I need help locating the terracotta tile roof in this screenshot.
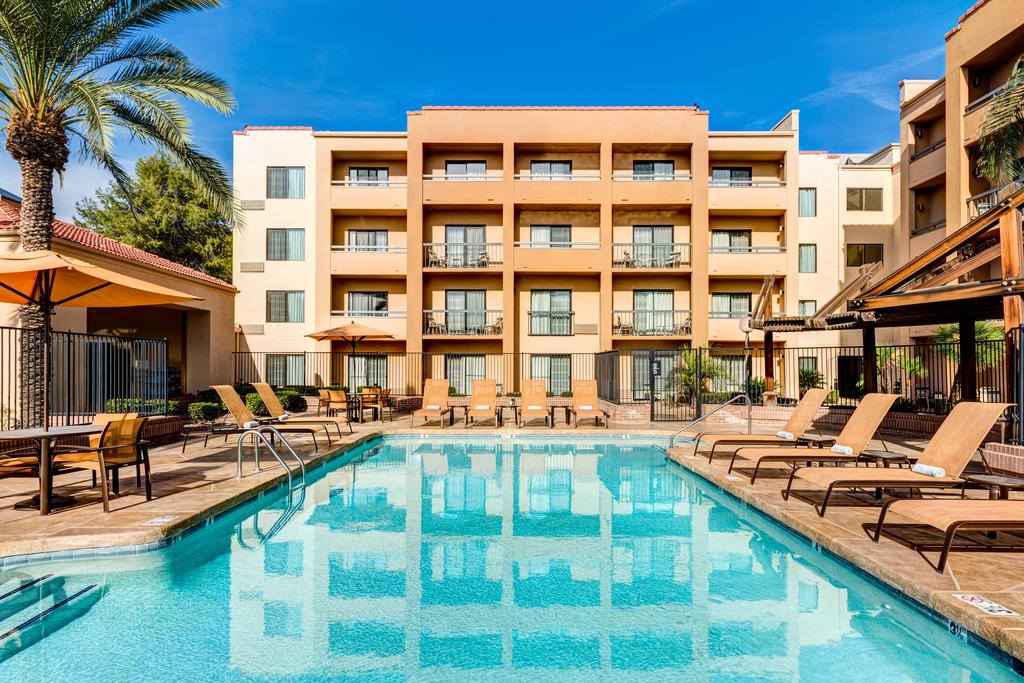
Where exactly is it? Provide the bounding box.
[0,198,234,290]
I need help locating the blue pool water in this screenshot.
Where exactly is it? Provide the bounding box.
[0,436,1019,681]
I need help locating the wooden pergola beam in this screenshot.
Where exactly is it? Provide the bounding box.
[911,244,1000,291]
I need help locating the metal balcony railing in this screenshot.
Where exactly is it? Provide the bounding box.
[513,171,600,181]
[612,310,692,336]
[331,179,407,188]
[423,310,503,336]
[423,243,503,268]
[909,138,946,161]
[612,243,691,268]
[967,178,1024,219]
[612,170,692,182]
[708,246,786,254]
[910,218,946,237]
[514,241,600,249]
[709,310,753,319]
[331,245,407,253]
[422,173,503,182]
[965,82,1008,114]
[330,309,407,319]
[528,311,574,336]
[708,178,786,188]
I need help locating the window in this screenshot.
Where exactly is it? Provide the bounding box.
[530,289,572,335]
[266,353,305,385]
[846,188,883,211]
[710,167,752,186]
[264,541,304,576]
[348,230,388,251]
[349,166,389,186]
[529,224,571,247]
[710,230,752,252]
[445,160,486,179]
[799,188,817,217]
[712,355,747,392]
[266,228,305,261]
[445,290,486,333]
[798,357,818,372]
[798,244,817,273]
[633,160,675,180]
[710,292,751,318]
[266,167,305,199]
[530,160,571,179]
[446,354,485,396]
[444,224,486,267]
[632,349,680,400]
[632,225,674,266]
[266,291,304,323]
[348,354,386,390]
[846,243,884,267]
[532,355,571,395]
[633,290,674,334]
[798,300,817,316]
[347,291,388,315]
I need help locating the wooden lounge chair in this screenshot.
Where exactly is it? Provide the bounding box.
[872,499,1024,572]
[567,380,608,428]
[182,385,329,450]
[518,380,553,427]
[53,416,150,512]
[412,379,453,426]
[252,382,352,438]
[784,401,1012,517]
[725,393,899,483]
[684,388,830,462]
[466,379,499,427]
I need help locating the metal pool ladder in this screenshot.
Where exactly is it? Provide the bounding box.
[236,424,307,494]
[669,394,753,448]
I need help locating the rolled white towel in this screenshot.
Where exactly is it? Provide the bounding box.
[243,420,261,429]
[830,444,854,455]
[579,404,593,411]
[425,404,441,410]
[776,431,794,440]
[475,404,491,411]
[912,463,946,478]
[527,405,544,411]
[278,414,289,422]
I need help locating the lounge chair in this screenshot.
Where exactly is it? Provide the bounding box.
[784,401,1012,517]
[567,380,608,428]
[252,382,352,438]
[872,499,1024,572]
[683,388,830,462]
[412,379,453,426]
[182,385,329,450]
[466,379,499,427]
[518,380,553,427]
[725,393,899,483]
[53,416,150,512]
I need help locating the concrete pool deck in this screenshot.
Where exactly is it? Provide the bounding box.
[0,414,1020,666]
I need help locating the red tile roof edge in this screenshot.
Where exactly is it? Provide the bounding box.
[947,0,991,39]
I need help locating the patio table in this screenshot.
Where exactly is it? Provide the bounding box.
[0,424,104,515]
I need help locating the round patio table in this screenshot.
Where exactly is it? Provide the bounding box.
[0,424,104,514]
[964,473,1024,500]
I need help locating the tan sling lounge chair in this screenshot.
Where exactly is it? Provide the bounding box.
[567,380,608,428]
[518,380,553,427]
[253,382,352,438]
[872,499,1024,572]
[466,379,499,427]
[412,379,453,426]
[182,385,329,450]
[784,401,1012,517]
[685,388,830,462]
[725,393,899,483]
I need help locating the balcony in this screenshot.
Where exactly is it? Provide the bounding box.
[963,83,1006,147]
[911,218,946,238]
[908,139,945,188]
[513,241,601,272]
[612,243,691,269]
[423,243,503,270]
[330,245,407,276]
[527,312,574,336]
[611,171,693,205]
[330,179,407,212]
[513,171,601,204]
[707,179,786,211]
[422,173,503,205]
[423,310,503,337]
[708,314,760,342]
[708,246,787,276]
[328,310,407,339]
[967,178,1024,219]
[612,310,691,337]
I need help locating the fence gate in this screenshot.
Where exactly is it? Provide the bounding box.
[641,348,698,422]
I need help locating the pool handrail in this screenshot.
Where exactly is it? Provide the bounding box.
[669,394,753,448]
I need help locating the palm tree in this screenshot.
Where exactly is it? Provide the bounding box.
[0,0,235,423]
[931,320,1005,402]
[978,55,1024,185]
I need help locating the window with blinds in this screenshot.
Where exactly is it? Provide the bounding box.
[846,188,883,211]
[530,160,572,179]
[445,160,486,179]
[529,224,571,247]
[798,300,817,316]
[266,228,305,261]
[799,188,817,217]
[798,244,817,273]
[531,354,571,395]
[633,160,675,180]
[348,230,388,251]
[266,167,305,199]
[266,354,305,386]
[710,167,752,186]
[710,230,752,252]
[530,290,572,335]
[710,293,751,318]
[846,243,884,267]
[348,355,387,390]
[266,291,304,323]
[347,291,388,315]
[446,354,486,396]
[633,290,674,334]
[349,167,389,186]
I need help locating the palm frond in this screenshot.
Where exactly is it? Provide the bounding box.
[978,55,1024,184]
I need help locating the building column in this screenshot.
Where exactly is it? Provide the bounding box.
[959,316,977,402]
[862,325,877,394]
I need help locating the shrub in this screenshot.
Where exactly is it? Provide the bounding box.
[505,391,520,397]
[104,398,180,414]
[245,392,269,417]
[188,402,222,421]
[560,391,573,398]
[799,368,825,396]
[746,376,766,397]
[891,397,919,413]
[275,389,306,412]
[196,388,220,403]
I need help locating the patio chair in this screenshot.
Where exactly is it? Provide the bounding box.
[425,247,445,268]
[362,387,394,422]
[425,313,447,335]
[518,380,553,427]
[680,388,830,462]
[783,401,1012,517]
[252,382,352,437]
[327,389,360,421]
[466,379,499,427]
[726,393,899,483]
[317,389,330,416]
[0,443,41,480]
[872,499,1024,572]
[53,416,150,512]
[53,412,140,487]
[567,380,608,428]
[486,316,503,335]
[412,379,453,426]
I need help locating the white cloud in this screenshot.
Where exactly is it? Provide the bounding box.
[802,45,944,112]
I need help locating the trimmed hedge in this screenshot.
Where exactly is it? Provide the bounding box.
[104,398,182,415]
[244,390,306,417]
[188,402,223,421]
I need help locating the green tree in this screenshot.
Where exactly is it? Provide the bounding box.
[931,320,1005,402]
[978,55,1024,184]
[76,153,232,281]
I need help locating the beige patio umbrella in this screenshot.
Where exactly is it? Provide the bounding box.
[0,250,200,429]
[306,321,394,353]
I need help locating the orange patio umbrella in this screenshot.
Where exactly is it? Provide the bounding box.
[0,250,200,429]
[306,321,394,353]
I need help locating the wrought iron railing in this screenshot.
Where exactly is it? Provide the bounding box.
[612,310,692,336]
[423,310,503,336]
[423,243,503,268]
[612,243,691,268]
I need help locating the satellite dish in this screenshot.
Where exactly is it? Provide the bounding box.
[738,317,753,333]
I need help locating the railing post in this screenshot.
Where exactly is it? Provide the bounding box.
[862,326,878,394]
[695,349,703,419]
[960,318,977,402]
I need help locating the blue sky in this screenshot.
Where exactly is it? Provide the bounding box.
[0,0,968,218]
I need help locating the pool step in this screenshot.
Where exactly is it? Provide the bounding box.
[0,575,103,662]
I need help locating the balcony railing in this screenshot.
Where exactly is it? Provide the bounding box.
[967,178,1024,219]
[910,218,946,237]
[909,138,946,161]
[330,309,407,319]
[528,311,574,336]
[514,241,600,249]
[611,170,692,182]
[709,310,753,319]
[331,245,407,253]
[612,310,691,336]
[612,243,691,268]
[422,173,503,182]
[513,171,600,182]
[423,243,503,268]
[708,246,785,254]
[331,179,407,188]
[423,310,503,336]
[708,178,786,188]
[965,82,1008,114]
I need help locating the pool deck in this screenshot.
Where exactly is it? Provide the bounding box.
[0,414,1021,665]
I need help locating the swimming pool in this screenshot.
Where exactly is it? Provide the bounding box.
[0,435,1019,681]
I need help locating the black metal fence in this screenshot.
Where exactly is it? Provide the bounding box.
[0,325,169,430]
